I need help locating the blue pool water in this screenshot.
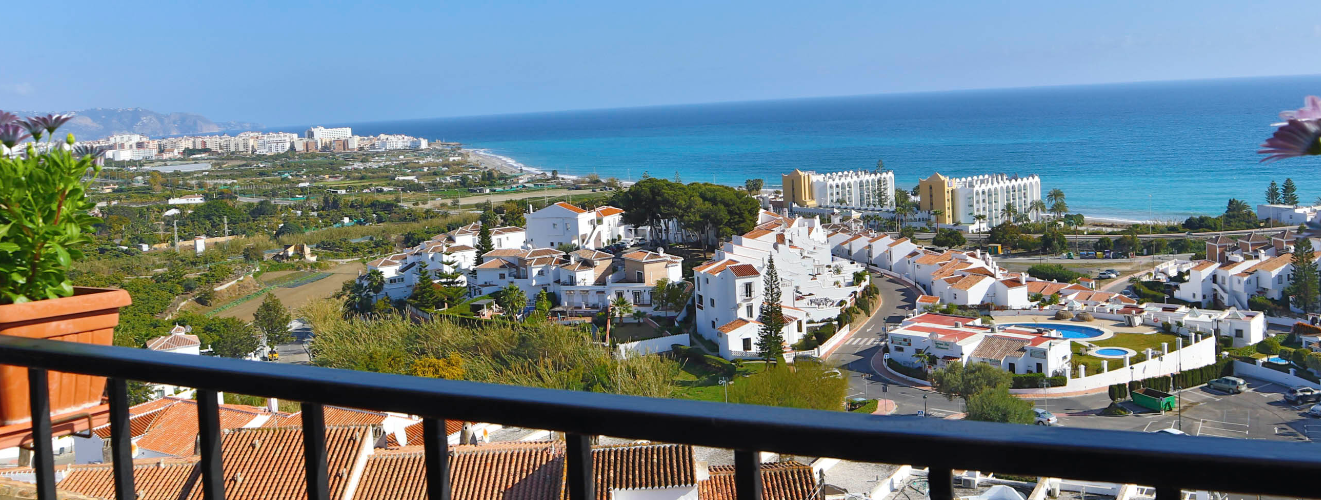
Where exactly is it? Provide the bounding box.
[1267,356,1289,364]
[1010,323,1105,339]
[1095,348,1131,357]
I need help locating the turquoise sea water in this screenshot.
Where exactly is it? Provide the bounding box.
[288,75,1321,221]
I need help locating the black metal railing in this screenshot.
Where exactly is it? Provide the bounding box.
[1,334,1320,500]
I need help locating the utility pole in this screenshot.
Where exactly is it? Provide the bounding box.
[172,220,178,249]
[223,216,229,238]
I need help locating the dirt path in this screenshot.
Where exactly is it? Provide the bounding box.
[216,261,364,322]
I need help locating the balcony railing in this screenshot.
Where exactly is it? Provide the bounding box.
[0,334,1319,500]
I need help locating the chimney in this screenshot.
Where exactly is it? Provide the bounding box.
[266,398,279,413]
[657,247,665,255]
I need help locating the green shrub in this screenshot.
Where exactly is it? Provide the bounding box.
[704,355,736,377]
[886,358,928,381]
[813,324,837,344]
[1279,347,1295,363]
[1248,295,1275,312]
[1256,336,1282,355]
[1108,383,1129,401]
[1011,373,1045,389]
[792,336,819,351]
[1027,264,1084,282]
[1292,347,1310,366]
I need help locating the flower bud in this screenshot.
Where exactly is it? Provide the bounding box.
[66,133,74,145]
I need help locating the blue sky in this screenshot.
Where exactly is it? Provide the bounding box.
[7,0,1318,125]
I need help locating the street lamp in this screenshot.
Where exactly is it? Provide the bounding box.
[923,394,928,417]
[719,378,729,403]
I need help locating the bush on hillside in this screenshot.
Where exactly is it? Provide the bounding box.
[1256,336,1282,355]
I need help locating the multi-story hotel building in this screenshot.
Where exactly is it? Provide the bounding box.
[780,169,895,210]
[918,172,1041,228]
[305,126,353,147]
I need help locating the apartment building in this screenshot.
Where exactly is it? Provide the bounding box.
[919,172,1042,228]
[693,211,868,359]
[780,169,895,210]
[305,126,353,147]
[524,202,628,250]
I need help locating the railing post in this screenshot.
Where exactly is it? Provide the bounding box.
[301,403,329,500]
[196,389,225,500]
[107,378,136,500]
[27,368,55,500]
[734,450,762,500]
[565,433,594,500]
[929,466,953,500]
[423,418,451,500]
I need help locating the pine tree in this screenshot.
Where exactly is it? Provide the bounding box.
[253,293,293,346]
[1267,180,1281,205]
[477,220,494,256]
[756,257,786,365]
[1289,238,1320,313]
[409,262,441,310]
[1283,178,1299,206]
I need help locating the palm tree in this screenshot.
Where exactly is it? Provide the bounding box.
[929,209,942,230]
[1000,203,1018,225]
[973,214,987,232]
[895,203,912,233]
[1047,188,1065,207]
[1029,200,1048,222]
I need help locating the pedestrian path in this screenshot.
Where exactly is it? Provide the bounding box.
[841,337,881,346]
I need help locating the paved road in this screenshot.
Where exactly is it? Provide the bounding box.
[828,272,917,403]
[272,319,313,365]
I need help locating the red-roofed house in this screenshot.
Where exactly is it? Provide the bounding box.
[525,201,627,250]
[890,314,1074,376]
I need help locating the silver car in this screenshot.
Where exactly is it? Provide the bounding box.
[1034,408,1058,426]
[1309,404,1321,418]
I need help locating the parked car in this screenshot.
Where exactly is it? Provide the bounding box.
[1033,408,1058,426]
[1097,271,1118,279]
[1208,376,1247,394]
[1285,386,1321,405]
[1120,290,1137,299]
[1309,404,1321,418]
[1152,428,1187,435]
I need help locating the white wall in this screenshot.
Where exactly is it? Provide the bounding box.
[1023,336,1218,393]
[616,334,690,357]
[1232,360,1320,389]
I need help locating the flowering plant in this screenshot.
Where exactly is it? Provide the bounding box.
[0,112,104,303]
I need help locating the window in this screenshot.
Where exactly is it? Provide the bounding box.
[552,223,558,228]
[745,304,753,317]
[537,270,544,276]
[636,271,644,282]
[712,320,716,329]
[894,346,904,352]
[744,282,753,298]
[798,321,803,332]
[697,294,703,304]
[695,279,700,291]
[388,277,404,284]
[499,273,505,280]
[1036,363,1042,373]
[616,291,625,300]
[709,298,715,307]
[633,291,642,303]
[743,338,752,351]
[1235,329,1244,338]
[1008,362,1016,373]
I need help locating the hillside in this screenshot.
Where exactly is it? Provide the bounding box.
[9,107,261,139]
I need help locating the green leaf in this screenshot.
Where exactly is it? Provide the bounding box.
[53,246,70,267]
[0,243,17,252]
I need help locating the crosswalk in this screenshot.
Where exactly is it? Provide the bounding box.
[841,337,882,346]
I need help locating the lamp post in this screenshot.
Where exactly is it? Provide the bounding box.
[719,378,729,403]
[923,394,928,417]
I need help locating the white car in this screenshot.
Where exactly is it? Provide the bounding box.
[1309,404,1321,418]
[1153,428,1187,435]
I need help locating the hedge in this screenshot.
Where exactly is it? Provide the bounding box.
[704,354,736,377]
[1256,336,1282,355]
[1108,383,1129,401]
[1124,358,1233,394]
[813,324,837,344]
[1011,372,1067,389]
[886,358,928,381]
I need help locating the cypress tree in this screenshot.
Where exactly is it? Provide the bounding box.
[1283,178,1299,206]
[756,257,786,365]
[1289,238,1319,313]
[1267,180,1281,205]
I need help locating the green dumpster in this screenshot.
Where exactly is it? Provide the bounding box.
[1132,387,1175,412]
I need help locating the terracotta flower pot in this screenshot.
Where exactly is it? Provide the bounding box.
[0,287,131,426]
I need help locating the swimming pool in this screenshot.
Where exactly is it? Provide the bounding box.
[1095,348,1131,357]
[1267,356,1289,364]
[1008,322,1106,339]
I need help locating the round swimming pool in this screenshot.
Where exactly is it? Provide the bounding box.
[1008,322,1106,339]
[1095,348,1131,357]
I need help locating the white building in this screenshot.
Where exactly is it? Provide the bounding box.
[692,211,868,359]
[370,134,427,151]
[950,173,1043,228]
[811,170,896,210]
[167,194,205,205]
[1258,203,1321,227]
[144,325,201,398]
[524,202,628,250]
[255,132,299,155]
[305,126,352,148]
[887,313,1073,376]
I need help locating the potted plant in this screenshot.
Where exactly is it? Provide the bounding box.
[0,113,131,426]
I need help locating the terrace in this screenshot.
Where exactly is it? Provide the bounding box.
[1,334,1317,500]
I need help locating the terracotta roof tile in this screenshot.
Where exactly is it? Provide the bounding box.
[729,264,760,277]
[595,206,624,217]
[58,458,201,500]
[716,319,759,334]
[916,295,940,304]
[694,260,733,275]
[592,443,696,500]
[554,201,588,214]
[622,251,679,263]
[742,229,774,240]
[146,333,200,351]
[525,248,565,258]
[263,406,387,428]
[184,426,369,500]
[969,336,1030,361]
[447,245,477,252]
[475,259,515,269]
[1191,260,1218,272]
[887,238,909,247]
[448,441,566,500]
[700,462,816,500]
[134,400,267,457]
[950,274,991,291]
[482,249,529,258]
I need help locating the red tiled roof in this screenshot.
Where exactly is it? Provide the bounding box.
[58,458,201,500]
[146,333,200,351]
[448,441,566,500]
[694,260,733,275]
[263,406,387,428]
[950,274,991,291]
[525,248,565,258]
[184,426,370,500]
[595,206,624,217]
[916,295,940,304]
[134,400,268,457]
[622,251,680,263]
[743,229,774,240]
[475,259,514,269]
[699,462,816,500]
[716,318,759,334]
[729,264,760,277]
[554,201,588,214]
[592,443,696,500]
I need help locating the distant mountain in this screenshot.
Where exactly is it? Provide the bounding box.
[7,107,262,140]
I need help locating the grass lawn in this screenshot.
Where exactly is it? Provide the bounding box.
[1072,332,1184,375]
[849,399,879,414]
[675,361,768,402]
[607,322,662,342]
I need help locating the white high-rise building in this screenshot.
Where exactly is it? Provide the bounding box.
[951,173,1042,228]
[305,126,352,148]
[256,132,299,155]
[811,170,895,210]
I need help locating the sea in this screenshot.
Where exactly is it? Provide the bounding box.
[282,75,1321,222]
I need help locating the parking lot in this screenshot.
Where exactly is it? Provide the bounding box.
[1055,377,1318,443]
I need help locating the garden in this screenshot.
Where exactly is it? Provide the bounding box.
[1070,332,1183,376]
